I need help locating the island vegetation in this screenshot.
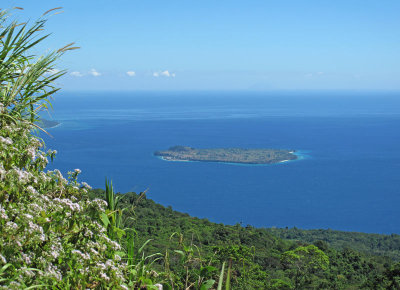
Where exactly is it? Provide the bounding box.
[1,9,400,289]
[155,146,297,164]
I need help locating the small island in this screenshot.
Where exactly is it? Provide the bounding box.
[155,146,297,164]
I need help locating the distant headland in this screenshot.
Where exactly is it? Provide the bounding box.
[154,146,297,164]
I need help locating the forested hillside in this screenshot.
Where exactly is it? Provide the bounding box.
[90,189,400,289]
[267,228,400,261]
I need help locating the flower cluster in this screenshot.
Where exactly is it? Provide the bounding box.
[0,119,129,288]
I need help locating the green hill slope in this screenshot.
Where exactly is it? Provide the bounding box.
[90,189,400,289]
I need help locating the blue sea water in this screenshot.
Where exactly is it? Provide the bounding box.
[42,91,400,234]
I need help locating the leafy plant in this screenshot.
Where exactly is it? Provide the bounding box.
[103,178,126,241]
[0,9,127,289]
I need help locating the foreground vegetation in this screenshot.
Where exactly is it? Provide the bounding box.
[1,8,400,289]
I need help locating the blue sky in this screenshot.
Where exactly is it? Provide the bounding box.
[2,0,400,91]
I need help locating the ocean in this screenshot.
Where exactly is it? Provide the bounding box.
[42,91,400,234]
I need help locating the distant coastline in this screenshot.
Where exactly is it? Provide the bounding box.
[155,146,297,164]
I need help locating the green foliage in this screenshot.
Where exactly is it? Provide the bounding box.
[268,227,400,261]
[0,9,74,126]
[281,245,329,288]
[90,190,398,289]
[363,262,400,289]
[104,178,125,241]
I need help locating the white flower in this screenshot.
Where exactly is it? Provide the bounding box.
[81,182,92,189]
[90,248,98,255]
[74,168,81,174]
[0,164,5,181]
[0,136,13,145]
[12,168,30,183]
[21,253,31,265]
[91,199,107,211]
[0,205,7,219]
[5,221,18,231]
[26,147,36,160]
[21,267,35,278]
[71,250,90,260]
[100,272,110,281]
[26,186,37,194]
[24,214,33,220]
[45,265,62,281]
[0,254,7,264]
[29,202,42,213]
[110,240,121,250]
[9,281,21,288]
[37,154,48,165]
[55,198,82,212]
[30,137,42,148]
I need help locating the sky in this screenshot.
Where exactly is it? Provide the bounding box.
[2,0,400,91]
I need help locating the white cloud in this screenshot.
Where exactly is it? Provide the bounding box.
[305,72,324,78]
[161,70,171,77]
[126,71,136,77]
[90,69,101,77]
[70,71,84,77]
[153,70,175,78]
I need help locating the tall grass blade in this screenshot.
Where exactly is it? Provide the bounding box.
[225,260,232,290]
[217,262,225,290]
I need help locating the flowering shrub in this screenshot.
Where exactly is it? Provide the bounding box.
[0,9,130,289]
[0,112,132,289]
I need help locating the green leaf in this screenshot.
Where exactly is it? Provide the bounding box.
[142,278,153,286]
[225,262,231,290]
[115,251,126,258]
[100,212,110,227]
[174,250,185,256]
[115,227,126,239]
[0,264,12,274]
[200,279,215,290]
[217,262,226,290]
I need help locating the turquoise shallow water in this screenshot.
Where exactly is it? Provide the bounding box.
[43,91,400,234]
